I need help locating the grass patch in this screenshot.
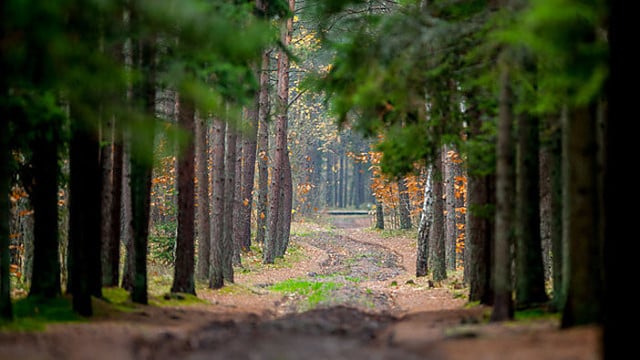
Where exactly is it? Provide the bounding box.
[514,307,560,322]
[1,296,83,332]
[269,278,341,310]
[373,228,415,239]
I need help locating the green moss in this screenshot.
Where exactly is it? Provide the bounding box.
[1,296,83,332]
[514,307,560,322]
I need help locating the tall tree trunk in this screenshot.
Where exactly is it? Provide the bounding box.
[548,120,563,309]
[239,93,259,251]
[196,116,211,281]
[561,104,603,327]
[171,96,196,295]
[398,177,412,229]
[106,120,123,287]
[265,0,294,263]
[491,65,515,322]
[539,147,552,283]
[223,122,237,282]
[604,2,628,354]
[0,98,13,320]
[431,151,446,282]
[416,167,433,277]
[130,34,156,305]
[465,99,493,305]
[277,152,293,257]
[515,113,548,308]
[209,118,225,289]
[100,118,115,287]
[69,119,102,316]
[121,144,135,291]
[375,200,385,230]
[232,136,243,266]
[444,148,456,271]
[29,127,61,298]
[255,50,270,246]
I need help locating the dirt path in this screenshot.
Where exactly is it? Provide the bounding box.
[0,216,600,359]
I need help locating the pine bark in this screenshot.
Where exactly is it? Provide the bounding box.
[431,152,446,282]
[223,122,237,282]
[255,50,270,246]
[416,167,433,277]
[0,96,13,319]
[171,96,196,295]
[196,116,211,281]
[398,177,412,229]
[515,113,548,307]
[561,105,603,327]
[239,94,259,251]
[209,118,225,289]
[491,65,515,322]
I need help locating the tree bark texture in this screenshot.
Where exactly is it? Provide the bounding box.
[491,65,514,322]
[171,96,196,295]
[561,105,603,327]
[255,50,270,246]
[416,167,433,277]
[0,101,13,319]
[398,177,412,230]
[239,93,259,251]
[223,122,236,283]
[430,151,446,282]
[209,118,225,289]
[196,116,211,281]
[515,113,548,308]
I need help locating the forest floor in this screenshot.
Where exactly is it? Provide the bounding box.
[0,215,600,359]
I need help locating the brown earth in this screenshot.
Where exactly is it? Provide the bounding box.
[0,215,600,359]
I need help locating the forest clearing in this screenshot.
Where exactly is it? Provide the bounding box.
[0,215,599,359]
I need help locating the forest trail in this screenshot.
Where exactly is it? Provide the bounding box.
[0,215,599,359]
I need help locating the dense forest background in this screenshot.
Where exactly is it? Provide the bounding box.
[0,0,630,358]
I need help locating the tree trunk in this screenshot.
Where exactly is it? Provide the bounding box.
[255,50,270,246]
[209,118,225,289]
[539,146,552,283]
[548,120,563,309]
[561,105,603,327]
[515,112,548,308]
[465,96,493,305]
[431,151,446,282]
[0,101,13,320]
[223,122,237,282]
[375,200,385,229]
[398,177,412,229]
[444,148,456,270]
[120,144,135,291]
[196,116,211,282]
[416,167,433,277]
[491,65,515,322]
[130,35,156,305]
[100,118,117,287]
[171,96,196,295]
[106,121,123,287]
[239,94,259,251]
[69,120,102,316]
[232,135,243,266]
[277,152,293,257]
[29,126,61,299]
[265,0,294,263]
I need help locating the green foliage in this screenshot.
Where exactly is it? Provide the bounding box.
[149,221,177,266]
